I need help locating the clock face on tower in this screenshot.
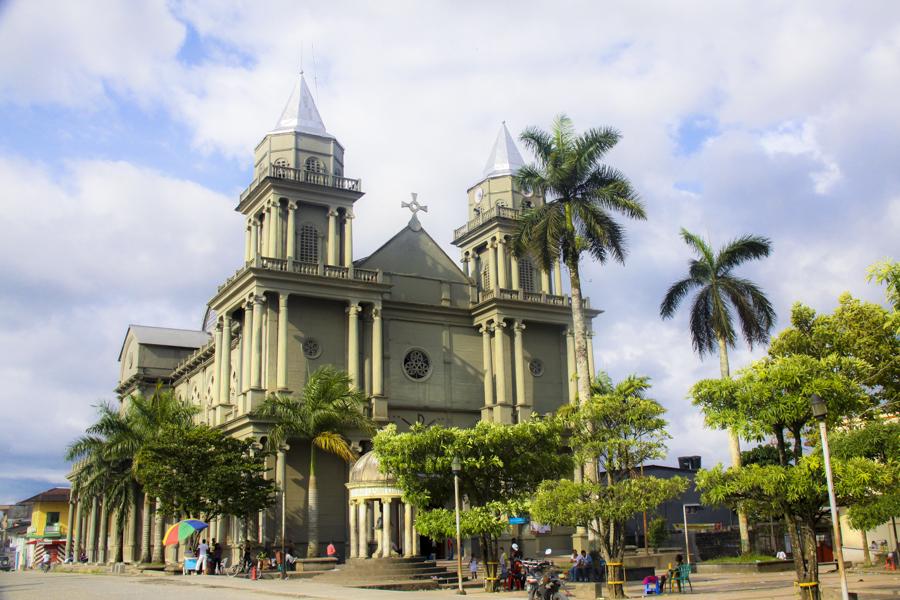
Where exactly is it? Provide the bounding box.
[474,187,484,203]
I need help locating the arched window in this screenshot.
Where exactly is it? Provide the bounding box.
[273,157,289,178]
[519,258,536,292]
[298,223,319,263]
[304,157,326,174]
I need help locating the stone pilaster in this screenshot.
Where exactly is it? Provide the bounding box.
[553,259,564,294]
[327,209,339,265]
[343,210,354,268]
[250,217,259,262]
[540,266,551,294]
[250,295,264,390]
[213,320,223,405]
[286,201,297,261]
[510,252,520,291]
[497,238,508,289]
[347,303,360,387]
[493,319,513,423]
[480,324,494,421]
[276,293,289,391]
[513,320,531,421]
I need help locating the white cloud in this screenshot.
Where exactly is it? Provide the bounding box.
[760,121,842,194]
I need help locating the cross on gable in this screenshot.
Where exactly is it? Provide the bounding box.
[401,192,428,216]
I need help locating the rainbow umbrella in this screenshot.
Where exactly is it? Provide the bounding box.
[163,519,208,546]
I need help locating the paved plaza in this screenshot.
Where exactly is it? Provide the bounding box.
[2,568,898,600]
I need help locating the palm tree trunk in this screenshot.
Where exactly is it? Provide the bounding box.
[140,492,152,563]
[307,441,319,557]
[717,334,751,554]
[567,262,593,405]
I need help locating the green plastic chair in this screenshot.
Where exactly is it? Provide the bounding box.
[674,564,692,593]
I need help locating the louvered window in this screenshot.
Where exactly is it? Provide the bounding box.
[519,258,536,292]
[299,224,319,263]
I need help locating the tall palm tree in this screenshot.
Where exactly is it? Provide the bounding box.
[513,114,645,404]
[67,388,196,563]
[659,227,775,554]
[253,366,375,557]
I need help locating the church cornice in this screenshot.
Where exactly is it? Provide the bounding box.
[237,167,363,214]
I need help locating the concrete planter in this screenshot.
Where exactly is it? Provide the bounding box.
[698,560,794,573]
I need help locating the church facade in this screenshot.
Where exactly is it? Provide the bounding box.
[105,73,598,562]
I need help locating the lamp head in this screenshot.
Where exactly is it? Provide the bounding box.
[451,456,461,474]
[810,393,827,421]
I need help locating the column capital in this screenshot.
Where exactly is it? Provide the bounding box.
[587,330,594,338]
[344,209,355,220]
[278,291,289,305]
[287,200,298,211]
[328,208,339,217]
[564,327,574,337]
[252,293,266,306]
[346,302,361,316]
[215,319,223,332]
[494,318,507,329]
[513,320,526,332]
[371,306,382,319]
[489,238,498,249]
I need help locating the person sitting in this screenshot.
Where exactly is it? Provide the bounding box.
[776,549,787,560]
[568,550,579,581]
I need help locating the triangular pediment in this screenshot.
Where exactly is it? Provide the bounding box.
[357,220,469,284]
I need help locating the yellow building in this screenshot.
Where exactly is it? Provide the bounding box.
[23,487,70,541]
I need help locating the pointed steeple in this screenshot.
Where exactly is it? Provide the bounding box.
[482,121,525,179]
[271,72,330,137]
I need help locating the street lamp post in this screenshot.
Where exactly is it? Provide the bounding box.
[451,456,466,595]
[682,503,701,565]
[810,394,850,600]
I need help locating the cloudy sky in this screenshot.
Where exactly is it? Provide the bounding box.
[1,0,897,504]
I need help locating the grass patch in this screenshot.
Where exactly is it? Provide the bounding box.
[704,553,779,564]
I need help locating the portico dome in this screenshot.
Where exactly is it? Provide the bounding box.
[348,450,395,484]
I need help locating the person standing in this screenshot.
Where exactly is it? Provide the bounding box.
[469,555,478,581]
[447,537,454,560]
[196,538,209,575]
[212,539,222,574]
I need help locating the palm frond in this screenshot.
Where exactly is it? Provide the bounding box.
[689,286,717,355]
[519,127,553,162]
[679,228,715,267]
[716,235,772,275]
[573,199,626,264]
[313,431,357,463]
[660,277,701,319]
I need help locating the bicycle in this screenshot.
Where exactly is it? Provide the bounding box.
[227,560,251,577]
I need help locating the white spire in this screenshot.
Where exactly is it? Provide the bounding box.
[482,121,525,179]
[270,72,330,137]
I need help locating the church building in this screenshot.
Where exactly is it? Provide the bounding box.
[102,72,598,562]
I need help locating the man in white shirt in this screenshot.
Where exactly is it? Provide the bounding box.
[196,539,209,574]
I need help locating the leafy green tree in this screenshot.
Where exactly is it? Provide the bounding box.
[66,385,197,563]
[867,258,900,311]
[660,228,775,553]
[770,296,898,408]
[690,353,883,595]
[512,114,645,403]
[252,366,375,557]
[375,419,571,590]
[647,516,668,551]
[530,375,686,598]
[830,421,900,558]
[135,424,275,522]
[741,444,782,467]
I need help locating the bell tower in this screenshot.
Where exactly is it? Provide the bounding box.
[452,122,561,298]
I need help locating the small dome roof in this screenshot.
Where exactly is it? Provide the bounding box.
[348,451,395,484]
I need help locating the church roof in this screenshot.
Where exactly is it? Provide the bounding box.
[118,325,210,361]
[356,216,469,284]
[482,121,525,179]
[270,72,332,138]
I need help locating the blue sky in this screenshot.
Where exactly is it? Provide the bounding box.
[0,0,898,504]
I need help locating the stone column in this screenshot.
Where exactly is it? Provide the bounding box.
[72,498,83,560]
[97,497,108,563]
[359,500,369,558]
[381,498,392,558]
[370,305,383,395]
[152,499,164,564]
[347,303,360,387]
[403,502,413,557]
[480,324,494,420]
[276,447,286,548]
[125,497,137,562]
[250,217,259,261]
[276,293,289,391]
[487,240,498,291]
[343,210,354,267]
[565,328,577,403]
[268,201,279,258]
[461,253,470,278]
[235,328,244,405]
[540,267,551,294]
[286,201,297,261]
[245,220,252,263]
[554,259,564,294]
[497,238,508,289]
[241,300,253,394]
[250,295,264,390]
[513,321,529,419]
[86,496,98,562]
[65,499,75,558]
[213,320,223,404]
[219,315,232,408]
[494,319,509,405]
[412,507,419,556]
[510,252,520,290]
[587,331,596,382]
[349,500,358,559]
[327,209,339,265]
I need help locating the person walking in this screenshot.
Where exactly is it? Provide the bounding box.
[469,555,478,581]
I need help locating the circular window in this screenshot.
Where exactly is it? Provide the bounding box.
[529,359,544,377]
[302,338,322,359]
[402,348,432,381]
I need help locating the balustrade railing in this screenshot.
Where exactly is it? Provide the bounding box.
[476,288,587,308]
[240,164,362,202]
[251,257,382,283]
[453,205,522,240]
